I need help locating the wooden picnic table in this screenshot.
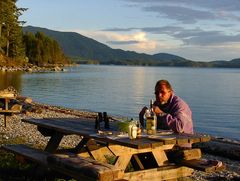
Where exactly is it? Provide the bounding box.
[0,95,20,127]
[11,117,211,180]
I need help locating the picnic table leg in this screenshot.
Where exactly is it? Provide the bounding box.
[44,132,63,153]
[85,140,114,163]
[2,98,9,127]
[152,147,170,166]
[131,154,145,170]
[74,138,114,163]
[4,115,7,127]
[74,137,89,152]
[114,154,132,173]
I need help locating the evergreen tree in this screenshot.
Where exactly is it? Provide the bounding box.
[23,31,70,66]
[0,0,8,54]
[0,0,26,60]
[1,1,69,66]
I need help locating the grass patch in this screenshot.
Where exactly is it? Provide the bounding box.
[0,135,33,172]
[105,155,134,172]
[0,150,31,169]
[0,135,76,180]
[0,135,26,145]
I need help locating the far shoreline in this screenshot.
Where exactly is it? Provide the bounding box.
[1,63,240,73]
[0,63,77,73]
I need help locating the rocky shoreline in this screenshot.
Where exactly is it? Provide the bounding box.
[0,64,77,73]
[0,100,239,180]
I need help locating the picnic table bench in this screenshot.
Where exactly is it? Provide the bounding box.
[2,144,122,181]
[1,117,221,181]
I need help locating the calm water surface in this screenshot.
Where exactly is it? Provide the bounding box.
[1,65,239,140]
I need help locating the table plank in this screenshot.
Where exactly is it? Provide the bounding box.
[22,118,97,136]
[123,165,193,181]
[2,144,50,166]
[48,153,122,181]
[22,118,162,149]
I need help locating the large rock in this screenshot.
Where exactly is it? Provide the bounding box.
[16,96,33,104]
[11,104,22,112]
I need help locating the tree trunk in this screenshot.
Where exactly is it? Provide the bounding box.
[6,28,9,57]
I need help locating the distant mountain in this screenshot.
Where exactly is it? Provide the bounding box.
[23,26,240,68]
[22,26,188,65]
[153,53,186,61]
[23,26,154,64]
[209,58,240,68]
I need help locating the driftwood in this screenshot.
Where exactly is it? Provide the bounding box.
[180,159,225,172]
[193,137,240,160]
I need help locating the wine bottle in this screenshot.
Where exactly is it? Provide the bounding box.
[146,99,157,134]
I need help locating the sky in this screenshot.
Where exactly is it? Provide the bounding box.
[16,0,240,62]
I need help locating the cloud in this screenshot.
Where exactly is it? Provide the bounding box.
[217,23,236,27]
[102,27,136,32]
[183,33,240,45]
[103,26,184,35]
[122,0,240,11]
[141,26,240,46]
[121,0,240,23]
[102,25,240,46]
[142,26,184,35]
[156,27,240,46]
[74,29,158,52]
[102,1,240,49]
[188,0,240,11]
[143,5,216,24]
[173,28,222,39]
[170,42,240,61]
[66,27,240,61]
[106,31,158,51]
[107,40,139,45]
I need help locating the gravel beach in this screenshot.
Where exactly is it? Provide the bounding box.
[0,101,239,181]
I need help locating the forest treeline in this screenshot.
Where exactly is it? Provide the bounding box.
[0,0,70,67]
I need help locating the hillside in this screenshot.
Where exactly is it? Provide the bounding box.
[22,26,188,65]
[23,26,240,68]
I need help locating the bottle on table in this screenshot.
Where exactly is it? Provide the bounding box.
[128,119,138,139]
[145,99,157,135]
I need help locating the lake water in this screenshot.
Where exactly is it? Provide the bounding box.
[1,65,239,140]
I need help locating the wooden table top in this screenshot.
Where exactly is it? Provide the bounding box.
[22,118,211,149]
[0,93,15,98]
